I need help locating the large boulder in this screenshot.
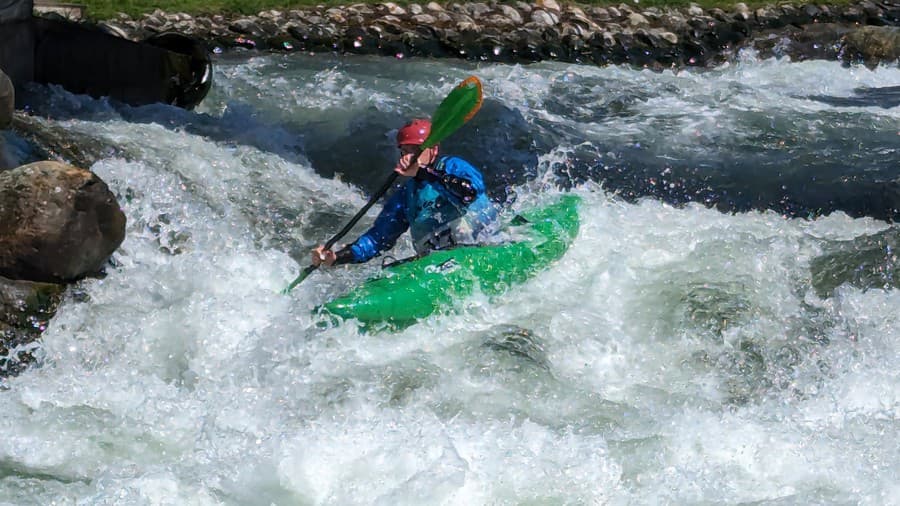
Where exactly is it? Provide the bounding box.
[843,25,900,67]
[0,161,126,283]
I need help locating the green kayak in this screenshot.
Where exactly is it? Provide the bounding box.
[318,194,581,328]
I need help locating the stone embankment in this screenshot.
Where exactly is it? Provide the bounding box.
[92,0,900,68]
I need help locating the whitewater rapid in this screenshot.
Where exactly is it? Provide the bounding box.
[1,53,898,504]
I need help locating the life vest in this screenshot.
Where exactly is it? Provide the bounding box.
[405,156,497,255]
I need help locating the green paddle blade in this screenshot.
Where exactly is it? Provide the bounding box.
[422,76,483,149]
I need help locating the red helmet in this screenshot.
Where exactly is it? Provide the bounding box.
[396,119,431,147]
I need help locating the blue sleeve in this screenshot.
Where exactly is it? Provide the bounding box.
[348,186,409,262]
[440,157,486,194]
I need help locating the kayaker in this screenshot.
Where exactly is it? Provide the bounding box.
[311,118,498,267]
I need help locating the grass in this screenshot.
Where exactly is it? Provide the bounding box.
[76,0,858,21]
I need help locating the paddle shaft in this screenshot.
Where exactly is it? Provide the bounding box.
[283,164,408,293]
[324,173,399,250]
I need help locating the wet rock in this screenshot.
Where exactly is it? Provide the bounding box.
[734,2,752,21]
[383,2,407,16]
[842,25,900,67]
[0,276,63,377]
[229,17,266,37]
[536,0,561,14]
[0,276,62,333]
[753,23,852,62]
[466,2,491,19]
[481,324,551,371]
[9,111,127,170]
[627,12,650,28]
[498,4,524,25]
[530,9,558,27]
[408,12,435,26]
[0,161,126,283]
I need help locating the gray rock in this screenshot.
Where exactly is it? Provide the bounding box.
[433,12,454,26]
[229,17,264,36]
[659,12,689,32]
[860,0,884,18]
[0,275,63,330]
[326,9,346,24]
[653,28,679,45]
[531,9,558,26]
[411,13,437,25]
[481,14,515,30]
[347,5,374,16]
[0,275,63,376]
[456,20,481,33]
[481,324,551,371]
[590,7,611,21]
[843,25,900,67]
[498,5,523,25]
[451,12,476,24]
[258,9,283,20]
[467,2,491,19]
[537,0,561,14]
[382,2,407,16]
[628,12,650,27]
[561,22,588,39]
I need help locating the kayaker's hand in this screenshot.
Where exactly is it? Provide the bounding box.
[394,152,421,177]
[312,245,337,267]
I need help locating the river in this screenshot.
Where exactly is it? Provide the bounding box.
[1,52,898,504]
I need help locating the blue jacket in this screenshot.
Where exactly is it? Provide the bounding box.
[345,156,498,263]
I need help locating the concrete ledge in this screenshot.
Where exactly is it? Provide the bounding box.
[0,0,33,23]
[34,0,83,21]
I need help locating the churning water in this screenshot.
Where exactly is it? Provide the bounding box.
[1,52,899,504]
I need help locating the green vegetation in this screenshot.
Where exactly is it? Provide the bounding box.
[76,0,856,21]
[79,1,322,19]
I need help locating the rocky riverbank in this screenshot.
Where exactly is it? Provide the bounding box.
[88,0,900,68]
